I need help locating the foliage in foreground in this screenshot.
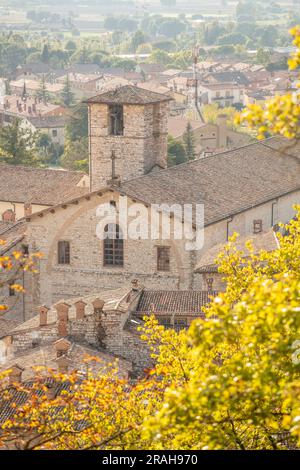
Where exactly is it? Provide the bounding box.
[0,241,41,313]
[0,209,300,450]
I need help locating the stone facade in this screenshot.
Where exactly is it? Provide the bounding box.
[89,101,169,191]
[19,186,300,320]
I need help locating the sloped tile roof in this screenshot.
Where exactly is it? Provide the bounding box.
[86,85,172,105]
[28,115,66,129]
[135,290,217,317]
[1,342,132,381]
[0,164,88,205]
[262,136,300,159]
[0,221,26,255]
[121,139,300,226]
[0,319,22,339]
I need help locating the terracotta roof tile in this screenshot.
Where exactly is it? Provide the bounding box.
[0,221,26,255]
[86,85,172,105]
[0,164,88,205]
[121,139,300,226]
[135,290,217,317]
[1,342,132,381]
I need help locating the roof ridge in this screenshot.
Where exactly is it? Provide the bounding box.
[0,162,86,176]
[0,220,25,236]
[121,139,269,185]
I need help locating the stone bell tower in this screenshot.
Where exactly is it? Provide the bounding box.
[86,85,172,191]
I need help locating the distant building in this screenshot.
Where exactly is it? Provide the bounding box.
[0,95,66,145]
[10,79,64,100]
[168,115,253,155]
[57,73,104,99]
[0,165,88,220]
[198,82,245,108]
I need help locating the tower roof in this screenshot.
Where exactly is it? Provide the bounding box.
[86,85,172,105]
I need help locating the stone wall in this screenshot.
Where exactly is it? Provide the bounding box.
[25,190,193,317]
[6,300,150,375]
[23,187,300,317]
[89,101,169,191]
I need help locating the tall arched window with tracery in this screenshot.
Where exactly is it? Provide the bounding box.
[103,224,124,267]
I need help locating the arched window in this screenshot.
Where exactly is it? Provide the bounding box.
[103,224,124,267]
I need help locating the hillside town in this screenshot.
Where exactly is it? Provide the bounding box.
[0,0,300,454]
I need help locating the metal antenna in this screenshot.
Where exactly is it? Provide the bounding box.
[193,44,204,123]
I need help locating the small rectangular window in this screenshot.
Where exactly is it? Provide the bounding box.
[9,282,15,297]
[109,105,124,136]
[174,318,188,330]
[22,244,29,255]
[52,129,58,137]
[159,317,171,329]
[157,246,170,272]
[253,219,263,234]
[58,241,70,265]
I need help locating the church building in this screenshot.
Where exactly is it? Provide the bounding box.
[1,86,300,324]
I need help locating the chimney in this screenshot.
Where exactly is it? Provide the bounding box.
[74,300,87,320]
[56,355,70,374]
[8,364,24,385]
[253,219,263,234]
[131,279,139,291]
[53,338,71,358]
[92,298,105,315]
[39,305,50,327]
[55,302,70,338]
[24,202,32,217]
[2,209,15,223]
[216,114,227,148]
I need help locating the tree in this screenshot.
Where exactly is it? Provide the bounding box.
[65,40,76,52]
[0,242,41,313]
[36,75,50,103]
[60,137,88,172]
[146,210,300,449]
[65,102,88,141]
[256,47,272,66]
[167,136,187,166]
[218,32,248,46]
[237,26,300,140]
[148,49,170,65]
[153,40,176,52]
[260,26,279,47]
[158,19,186,38]
[236,1,256,22]
[41,44,50,64]
[0,119,40,166]
[60,74,75,107]
[183,122,196,160]
[36,133,63,166]
[204,21,226,45]
[131,30,147,53]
